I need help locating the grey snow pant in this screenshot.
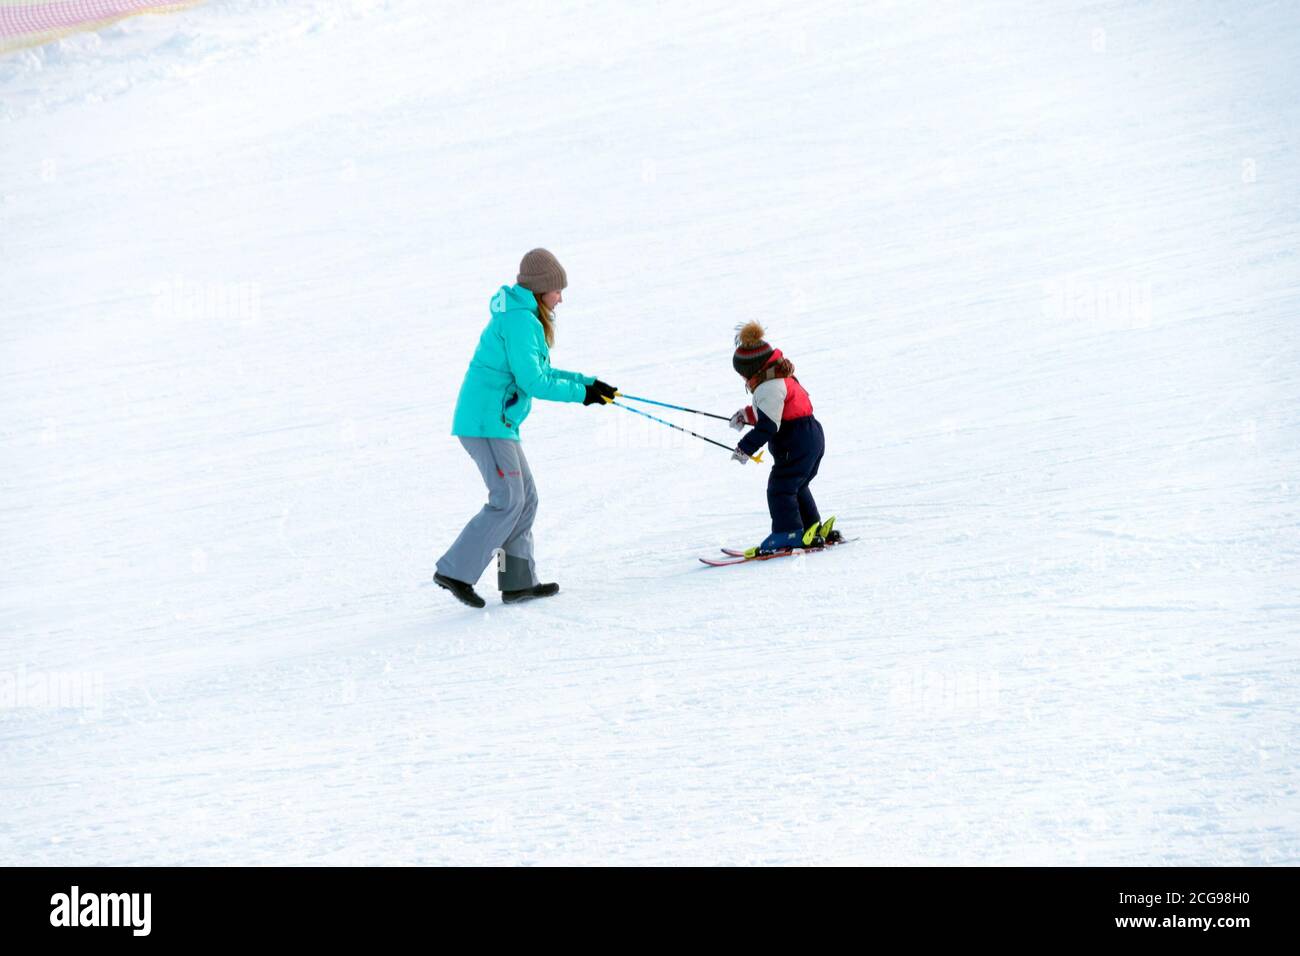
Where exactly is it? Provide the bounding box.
[436,437,540,591]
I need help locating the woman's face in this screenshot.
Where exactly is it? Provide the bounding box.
[540,290,562,309]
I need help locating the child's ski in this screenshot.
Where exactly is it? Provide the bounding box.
[700,538,855,567]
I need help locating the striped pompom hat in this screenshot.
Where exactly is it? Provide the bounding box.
[733,320,774,377]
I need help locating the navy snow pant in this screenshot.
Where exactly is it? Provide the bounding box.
[766,416,824,534]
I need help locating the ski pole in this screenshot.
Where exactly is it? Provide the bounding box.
[616,393,732,422]
[612,401,764,463]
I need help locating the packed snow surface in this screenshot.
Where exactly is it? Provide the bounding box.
[2,0,1298,864]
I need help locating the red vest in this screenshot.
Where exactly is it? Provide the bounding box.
[748,350,813,423]
[780,375,814,420]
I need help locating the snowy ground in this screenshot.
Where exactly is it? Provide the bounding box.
[2,0,1298,865]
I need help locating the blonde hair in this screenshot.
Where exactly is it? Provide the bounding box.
[534,294,556,347]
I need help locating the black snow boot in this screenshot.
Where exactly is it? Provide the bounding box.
[502,582,560,604]
[497,552,556,604]
[433,572,486,609]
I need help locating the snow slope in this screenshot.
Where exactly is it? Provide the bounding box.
[2,0,1298,865]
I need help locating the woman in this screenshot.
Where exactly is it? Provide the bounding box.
[434,248,617,608]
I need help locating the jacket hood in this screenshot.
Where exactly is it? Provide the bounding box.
[490,283,539,317]
[746,349,793,392]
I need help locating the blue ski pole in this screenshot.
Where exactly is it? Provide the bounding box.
[617,393,732,422]
[611,401,765,463]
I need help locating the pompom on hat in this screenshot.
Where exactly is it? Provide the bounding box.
[733,320,775,378]
[517,248,568,293]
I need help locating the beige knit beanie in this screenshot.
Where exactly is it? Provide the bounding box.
[516,248,568,293]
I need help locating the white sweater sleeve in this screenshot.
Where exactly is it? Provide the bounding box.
[751,378,787,428]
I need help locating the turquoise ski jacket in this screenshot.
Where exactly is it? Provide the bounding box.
[450,283,594,440]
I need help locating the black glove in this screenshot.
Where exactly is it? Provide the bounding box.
[583,379,618,406]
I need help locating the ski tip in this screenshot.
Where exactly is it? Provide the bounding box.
[701,537,856,567]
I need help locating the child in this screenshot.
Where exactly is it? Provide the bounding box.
[729,321,840,556]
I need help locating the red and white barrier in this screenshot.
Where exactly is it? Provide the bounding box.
[1,0,201,53]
